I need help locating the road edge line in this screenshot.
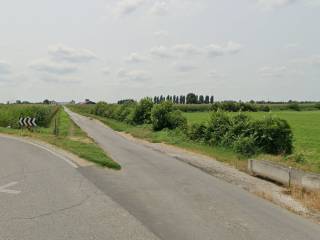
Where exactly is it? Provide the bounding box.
[0,133,79,168]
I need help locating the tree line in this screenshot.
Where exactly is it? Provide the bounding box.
[153,93,214,104]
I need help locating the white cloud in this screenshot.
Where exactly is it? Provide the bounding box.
[101,67,111,75]
[149,1,170,16]
[173,44,202,56]
[125,52,148,63]
[150,46,173,59]
[173,63,197,72]
[208,70,225,79]
[29,59,78,75]
[154,30,169,38]
[0,61,11,75]
[285,43,299,49]
[259,66,288,77]
[290,55,320,66]
[112,0,146,16]
[206,41,243,57]
[256,0,296,9]
[48,45,98,63]
[117,69,151,82]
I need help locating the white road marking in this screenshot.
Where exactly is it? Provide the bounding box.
[0,182,21,194]
[0,134,78,168]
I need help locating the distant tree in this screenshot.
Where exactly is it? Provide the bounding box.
[118,99,135,104]
[199,95,204,104]
[186,93,197,104]
[15,100,22,104]
[43,99,50,104]
[205,96,210,104]
[210,96,214,104]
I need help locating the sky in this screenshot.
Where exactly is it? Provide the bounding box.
[0,0,319,103]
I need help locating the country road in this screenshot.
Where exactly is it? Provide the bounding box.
[0,135,158,240]
[65,108,320,240]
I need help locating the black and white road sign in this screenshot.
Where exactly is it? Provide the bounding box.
[19,117,37,127]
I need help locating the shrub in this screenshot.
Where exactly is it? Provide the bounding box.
[315,103,320,110]
[151,101,173,131]
[151,101,186,131]
[233,135,258,157]
[93,102,109,116]
[221,113,253,146]
[252,116,293,154]
[131,98,154,125]
[188,123,209,142]
[115,104,134,122]
[259,105,271,112]
[288,103,300,111]
[207,111,231,145]
[167,110,187,130]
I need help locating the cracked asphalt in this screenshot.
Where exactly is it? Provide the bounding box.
[0,135,159,240]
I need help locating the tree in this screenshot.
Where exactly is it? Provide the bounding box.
[205,96,210,104]
[186,93,197,104]
[43,99,50,104]
[210,96,214,104]
[199,95,204,104]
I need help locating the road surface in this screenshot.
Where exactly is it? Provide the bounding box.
[0,135,159,240]
[65,109,320,240]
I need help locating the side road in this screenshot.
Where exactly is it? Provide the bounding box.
[66,108,320,240]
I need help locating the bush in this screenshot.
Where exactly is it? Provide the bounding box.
[259,105,271,112]
[221,113,253,146]
[151,101,174,131]
[207,111,231,145]
[93,102,109,116]
[288,103,300,111]
[151,101,186,131]
[186,111,293,157]
[131,98,154,125]
[252,116,293,154]
[315,103,320,110]
[233,135,258,157]
[167,110,187,130]
[188,123,209,142]
[115,104,134,122]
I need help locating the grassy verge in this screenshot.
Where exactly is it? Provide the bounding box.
[68,105,320,173]
[0,108,120,170]
[68,109,248,171]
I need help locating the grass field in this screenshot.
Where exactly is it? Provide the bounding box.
[184,111,320,171]
[0,106,120,169]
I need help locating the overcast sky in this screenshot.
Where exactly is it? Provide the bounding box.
[0,0,319,103]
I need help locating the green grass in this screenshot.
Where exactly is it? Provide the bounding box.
[0,104,59,128]
[68,104,320,172]
[68,108,248,171]
[0,107,120,170]
[183,111,320,171]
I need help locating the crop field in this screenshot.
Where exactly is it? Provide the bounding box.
[183,111,320,169]
[0,104,59,128]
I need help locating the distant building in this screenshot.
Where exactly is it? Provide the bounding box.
[80,99,96,105]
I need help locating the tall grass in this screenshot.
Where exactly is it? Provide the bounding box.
[0,104,59,128]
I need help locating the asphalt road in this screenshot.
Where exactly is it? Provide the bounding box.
[0,135,159,240]
[65,109,320,240]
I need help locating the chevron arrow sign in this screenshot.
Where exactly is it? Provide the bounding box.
[19,117,37,127]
